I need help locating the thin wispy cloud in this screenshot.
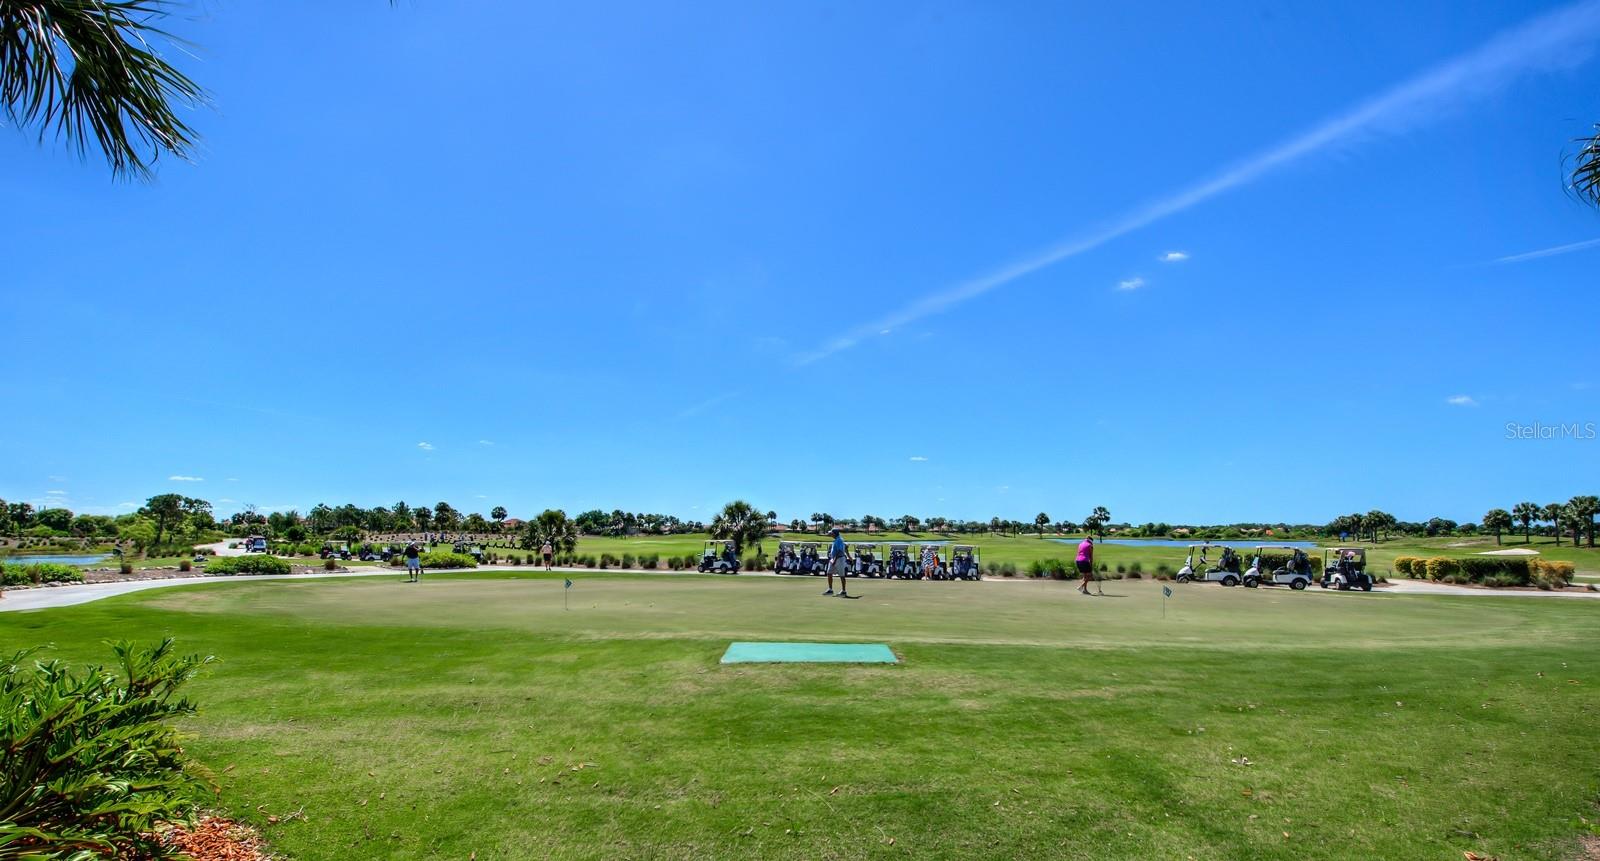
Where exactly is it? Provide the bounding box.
[676,390,739,419]
[168,475,204,482]
[909,456,929,462]
[417,442,434,451]
[793,0,1600,366]
[1160,251,1189,262]
[1117,277,1145,291]
[48,475,66,482]
[1492,236,1600,263]
[1446,394,1479,407]
[478,439,495,446]
[45,490,66,496]
[226,477,239,482]
[116,502,136,509]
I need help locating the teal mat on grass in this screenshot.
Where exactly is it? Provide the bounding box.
[720,642,898,664]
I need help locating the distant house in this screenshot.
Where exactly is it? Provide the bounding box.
[501,518,525,530]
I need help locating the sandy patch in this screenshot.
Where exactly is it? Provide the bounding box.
[1477,548,1540,556]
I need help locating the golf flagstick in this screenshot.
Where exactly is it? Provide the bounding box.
[564,577,572,610]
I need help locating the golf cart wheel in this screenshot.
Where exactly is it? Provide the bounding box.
[1243,576,1259,588]
[1176,573,1190,583]
[1361,581,1372,592]
[1290,578,1307,591]
[1222,575,1238,587]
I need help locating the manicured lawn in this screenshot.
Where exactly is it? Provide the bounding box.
[2,572,1597,859]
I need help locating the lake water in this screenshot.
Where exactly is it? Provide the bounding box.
[1051,538,1317,549]
[3,554,110,566]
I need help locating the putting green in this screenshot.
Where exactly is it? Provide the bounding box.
[4,571,1597,860]
[720,641,898,663]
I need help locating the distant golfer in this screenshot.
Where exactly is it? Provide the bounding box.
[920,543,937,580]
[824,527,850,597]
[541,540,554,571]
[404,541,422,583]
[1076,535,1095,594]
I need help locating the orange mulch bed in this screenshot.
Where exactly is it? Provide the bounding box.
[158,816,271,861]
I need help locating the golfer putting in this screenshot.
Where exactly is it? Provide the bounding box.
[823,527,857,598]
[1076,535,1098,595]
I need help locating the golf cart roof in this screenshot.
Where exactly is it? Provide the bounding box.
[1253,545,1304,551]
[888,543,910,550]
[1188,543,1232,550]
[953,544,977,552]
[848,542,880,549]
[1327,546,1366,554]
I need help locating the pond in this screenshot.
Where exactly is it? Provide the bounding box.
[1050,538,1318,549]
[3,553,110,566]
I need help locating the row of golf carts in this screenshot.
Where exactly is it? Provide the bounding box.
[1175,545,1374,591]
[767,541,983,580]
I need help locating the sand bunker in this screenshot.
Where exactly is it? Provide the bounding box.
[1477,548,1540,556]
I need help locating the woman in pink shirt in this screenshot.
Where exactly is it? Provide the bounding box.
[1075,536,1095,595]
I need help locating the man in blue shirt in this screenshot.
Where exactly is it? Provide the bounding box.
[824,527,850,597]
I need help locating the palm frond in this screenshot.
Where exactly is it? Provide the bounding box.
[1572,124,1600,208]
[0,0,204,179]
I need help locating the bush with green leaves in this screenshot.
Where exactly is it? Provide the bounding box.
[1392,556,1418,578]
[1,562,84,587]
[642,554,660,570]
[1423,557,1460,582]
[203,555,291,576]
[667,556,685,571]
[418,550,477,569]
[621,553,636,569]
[0,640,215,858]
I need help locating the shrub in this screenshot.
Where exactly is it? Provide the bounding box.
[1129,561,1143,573]
[642,553,660,570]
[1098,562,1108,573]
[508,554,522,566]
[1126,571,1142,579]
[1392,556,1418,578]
[418,550,477,569]
[1456,557,1530,585]
[0,640,214,858]
[667,556,684,571]
[683,553,699,570]
[178,560,192,572]
[1115,563,1126,574]
[2,562,85,587]
[203,555,292,576]
[584,555,598,569]
[119,562,134,575]
[323,558,339,571]
[1530,559,1576,589]
[1423,557,1459,582]
[621,553,636,569]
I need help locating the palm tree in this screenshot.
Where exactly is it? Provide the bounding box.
[1569,495,1600,547]
[710,500,770,556]
[902,515,920,534]
[2,0,205,178]
[519,509,578,555]
[1085,506,1110,539]
[1542,503,1565,546]
[1561,503,1587,548]
[1482,508,1512,546]
[1034,513,1050,538]
[490,506,507,531]
[1512,502,1540,544]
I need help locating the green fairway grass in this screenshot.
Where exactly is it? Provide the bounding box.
[3,573,1597,860]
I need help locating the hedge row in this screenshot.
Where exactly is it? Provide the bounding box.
[203,555,292,576]
[1,562,85,587]
[1394,555,1576,589]
[386,551,478,569]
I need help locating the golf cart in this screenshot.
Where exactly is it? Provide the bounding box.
[1175,543,1245,586]
[1320,547,1373,591]
[918,544,950,580]
[357,543,383,561]
[319,542,351,560]
[773,541,802,574]
[452,541,485,563]
[380,543,404,562]
[849,543,884,578]
[698,540,741,574]
[1242,545,1315,590]
[246,535,268,553]
[795,542,829,575]
[949,545,982,580]
[886,544,918,579]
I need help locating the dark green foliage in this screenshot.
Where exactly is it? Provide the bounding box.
[1,562,84,586]
[203,555,291,576]
[0,640,214,857]
[621,553,636,569]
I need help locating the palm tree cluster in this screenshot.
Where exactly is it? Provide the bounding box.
[709,501,770,556]
[1483,496,1598,546]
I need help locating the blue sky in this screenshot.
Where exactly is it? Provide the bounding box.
[3,0,1598,525]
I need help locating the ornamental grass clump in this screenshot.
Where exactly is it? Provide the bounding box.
[0,640,216,859]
